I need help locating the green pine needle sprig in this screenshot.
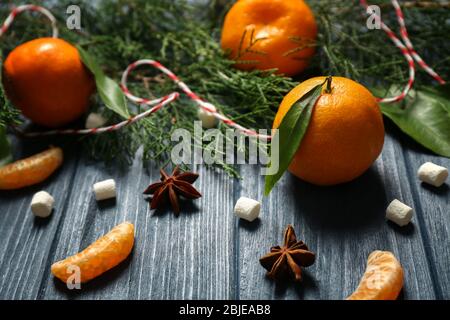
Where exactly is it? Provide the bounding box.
[0,0,449,176]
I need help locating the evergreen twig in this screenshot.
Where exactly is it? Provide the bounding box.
[0,0,448,176]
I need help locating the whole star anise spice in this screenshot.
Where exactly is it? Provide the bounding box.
[143,166,201,216]
[259,225,315,282]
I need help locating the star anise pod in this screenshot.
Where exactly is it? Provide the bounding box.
[259,225,315,282]
[143,166,201,216]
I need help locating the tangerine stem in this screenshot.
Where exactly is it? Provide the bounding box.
[325,76,333,94]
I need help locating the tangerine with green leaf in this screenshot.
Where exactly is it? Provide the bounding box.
[273,76,385,186]
[2,38,95,128]
[221,0,317,76]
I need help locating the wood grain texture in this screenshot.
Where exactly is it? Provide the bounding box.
[38,151,236,300]
[237,133,440,300]
[0,130,449,300]
[0,138,79,299]
[401,142,450,299]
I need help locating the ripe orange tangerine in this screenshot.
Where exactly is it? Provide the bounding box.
[221,0,317,76]
[0,147,63,190]
[51,222,135,283]
[273,76,385,186]
[347,250,404,300]
[2,38,95,128]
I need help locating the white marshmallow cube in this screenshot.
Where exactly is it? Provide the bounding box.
[386,199,413,227]
[234,197,261,222]
[85,113,107,129]
[417,162,448,187]
[198,104,218,129]
[93,179,116,201]
[31,191,55,218]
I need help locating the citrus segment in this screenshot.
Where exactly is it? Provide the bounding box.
[0,147,63,190]
[347,250,404,300]
[51,222,135,283]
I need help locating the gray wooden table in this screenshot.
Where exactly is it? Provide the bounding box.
[0,122,449,300]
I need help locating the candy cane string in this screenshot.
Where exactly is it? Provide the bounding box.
[1,2,446,139]
[360,0,445,103]
[11,93,179,137]
[1,4,270,139]
[361,0,415,103]
[120,60,272,139]
[0,4,58,38]
[391,0,445,84]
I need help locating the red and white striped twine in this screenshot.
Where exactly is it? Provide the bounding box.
[390,0,445,85]
[0,2,446,138]
[361,0,445,103]
[121,60,271,140]
[11,93,179,137]
[1,4,270,139]
[0,4,58,38]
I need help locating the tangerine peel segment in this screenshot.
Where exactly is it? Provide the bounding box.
[0,147,63,190]
[51,222,135,283]
[347,250,404,300]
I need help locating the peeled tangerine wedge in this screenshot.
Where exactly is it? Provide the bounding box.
[347,250,404,300]
[51,222,135,283]
[0,147,63,190]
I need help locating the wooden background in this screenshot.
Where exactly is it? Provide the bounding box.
[0,120,449,300]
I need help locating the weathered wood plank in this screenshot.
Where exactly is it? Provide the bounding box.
[237,132,438,300]
[1,130,448,299]
[39,151,236,299]
[373,133,438,300]
[127,164,236,300]
[401,138,450,299]
[39,154,134,299]
[0,138,79,299]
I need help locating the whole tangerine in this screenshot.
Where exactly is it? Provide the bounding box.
[221,0,318,76]
[2,38,95,128]
[273,76,385,186]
